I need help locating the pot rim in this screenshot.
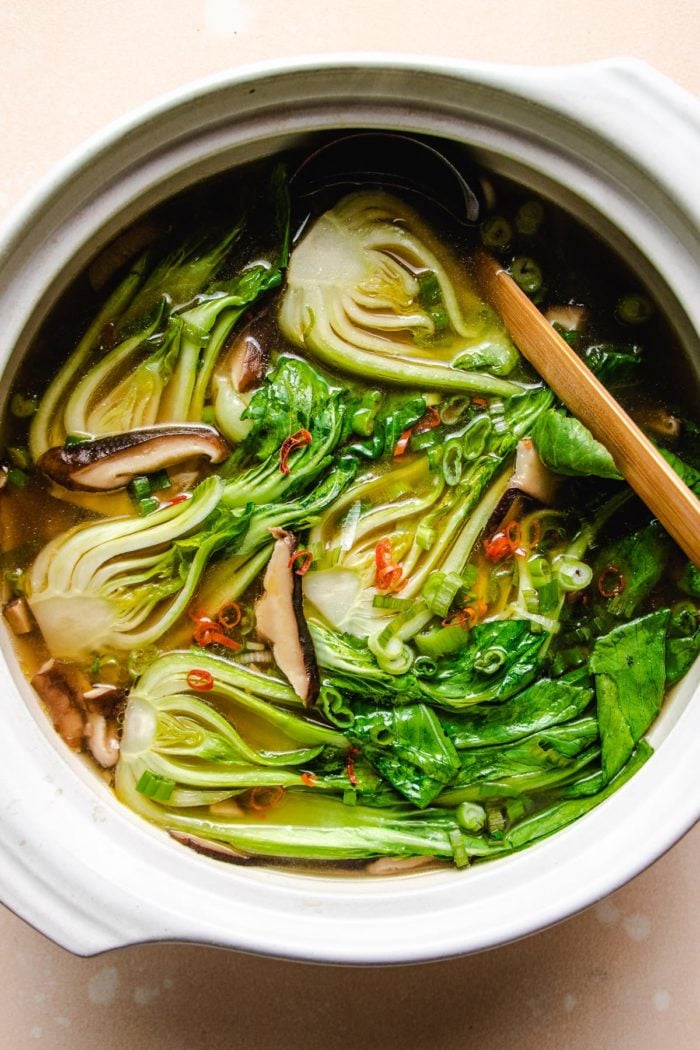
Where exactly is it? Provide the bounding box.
[0,54,698,964]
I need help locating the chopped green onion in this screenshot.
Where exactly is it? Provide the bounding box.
[149,469,171,493]
[318,685,355,729]
[510,256,543,296]
[351,390,382,436]
[488,399,508,434]
[515,200,545,235]
[136,770,176,802]
[504,797,527,822]
[413,655,438,678]
[527,555,551,588]
[136,496,161,516]
[480,216,512,251]
[439,396,472,426]
[522,586,539,613]
[449,828,470,868]
[537,579,560,613]
[550,645,589,676]
[129,475,152,500]
[441,440,462,486]
[10,392,38,419]
[427,446,443,471]
[473,646,507,676]
[615,293,654,325]
[416,521,437,551]
[486,802,506,838]
[64,433,91,447]
[415,623,468,658]
[369,723,394,747]
[368,630,414,674]
[201,406,216,426]
[372,594,412,611]
[6,467,28,488]
[462,415,492,461]
[456,801,487,833]
[422,570,464,618]
[553,554,593,592]
[409,427,443,452]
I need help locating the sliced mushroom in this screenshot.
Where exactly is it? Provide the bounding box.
[631,405,682,442]
[484,438,558,537]
[365,855,447,876]
[255,528,320,705]
[37,424,230,491]
[511,438,558,504]
[545,304,587,332]
[84,712,120,769]
[169,831,255,864]
[218,307,273,394]
[3,596,34,636]
[83,684,125,705]
[31,658,90,749]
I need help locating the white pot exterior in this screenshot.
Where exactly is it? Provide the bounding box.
[0,55,698,963]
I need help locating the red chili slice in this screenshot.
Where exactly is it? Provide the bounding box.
[279,428,312,475]
[288,549,314,576]
[597,565,626,598]
[346,746,360,788]
[186,668,214,691]
[413,404,441,434]
[301,772,318,787]
[218,601,242,630]
[484,531,513,563]
[393,428,413,457]
[374,538,404,591]
[393,405,442,457]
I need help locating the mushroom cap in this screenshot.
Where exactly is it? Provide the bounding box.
[37,424,230,491]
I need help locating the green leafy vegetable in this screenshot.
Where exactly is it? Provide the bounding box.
[438,718,600,803]
[590,609,669,781]
[581,342,643,387]
[344,703,461,807]
[592,523,669,621]
[532,408,622,479]
[221,356,346,506]
[441,678,593,748]
[419,621,546,710]
[503,742,652,849]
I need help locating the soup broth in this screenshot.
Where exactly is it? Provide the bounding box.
[1,137,698,874]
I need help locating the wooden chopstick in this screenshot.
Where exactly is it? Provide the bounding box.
[474,253,700,566]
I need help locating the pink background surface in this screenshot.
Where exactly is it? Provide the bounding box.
[1,2,698,1047]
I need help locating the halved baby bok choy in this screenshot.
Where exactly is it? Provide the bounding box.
[31,168,290,459]
[279,191,525,396]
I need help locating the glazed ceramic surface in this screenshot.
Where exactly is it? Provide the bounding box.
[0,55,698,963]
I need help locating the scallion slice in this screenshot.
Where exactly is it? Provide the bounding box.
[136,770,176,802]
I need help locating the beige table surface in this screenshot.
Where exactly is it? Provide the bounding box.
[1,2,699,1047]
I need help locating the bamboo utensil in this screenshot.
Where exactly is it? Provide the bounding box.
[475,253,700,565]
